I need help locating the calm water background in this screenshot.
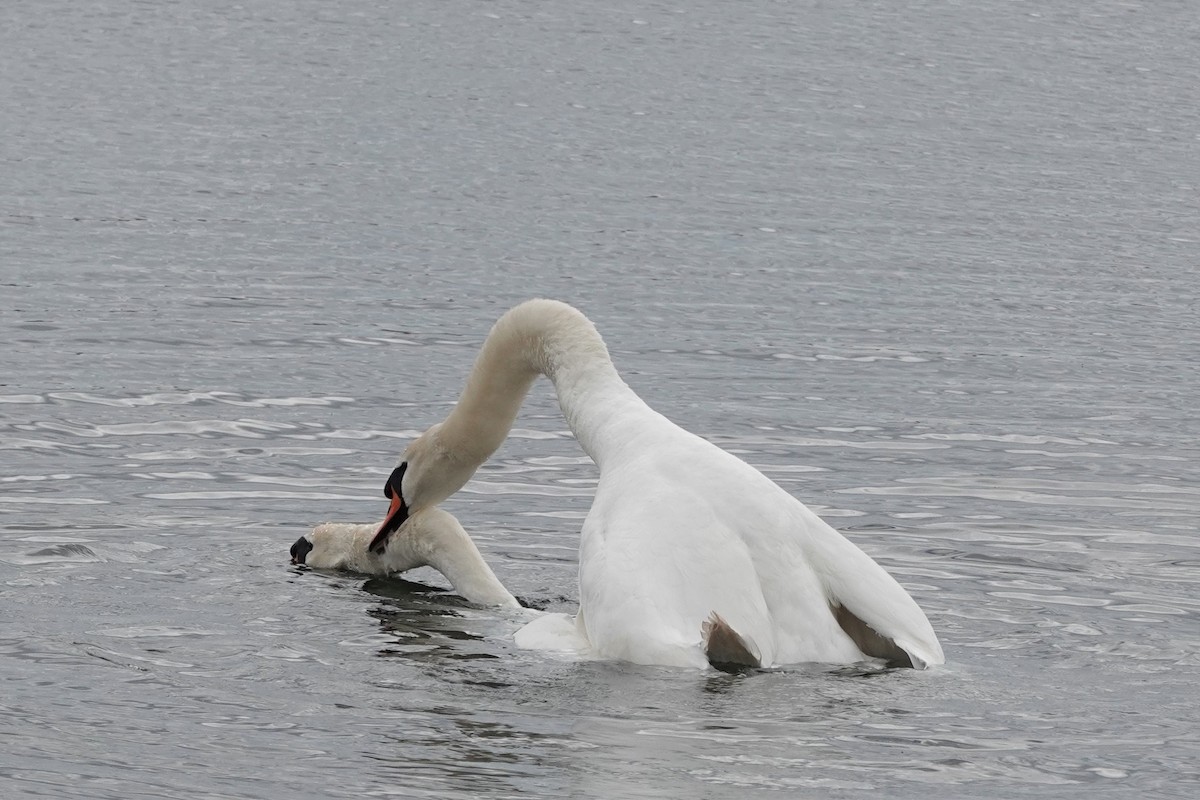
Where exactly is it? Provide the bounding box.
[2,1,1198,797]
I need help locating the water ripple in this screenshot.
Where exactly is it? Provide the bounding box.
[841,476,1200,513]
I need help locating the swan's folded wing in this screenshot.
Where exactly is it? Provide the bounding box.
[577,484,778,669]
[809,522,945,669]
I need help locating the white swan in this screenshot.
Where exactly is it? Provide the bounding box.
[290,508,519,608]
[367,299,945,670]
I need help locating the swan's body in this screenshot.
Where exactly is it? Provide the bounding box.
[371,300,944,670]
[291,509,518,608]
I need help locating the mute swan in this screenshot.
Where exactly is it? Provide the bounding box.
[367,299,945,670]
[290,508,519,608]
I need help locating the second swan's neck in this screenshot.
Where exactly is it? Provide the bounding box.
[420,516,520,608]
[439,299,647,468]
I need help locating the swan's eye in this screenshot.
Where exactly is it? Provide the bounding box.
[383,462,407,500]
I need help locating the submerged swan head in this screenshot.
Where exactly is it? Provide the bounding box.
[289,507,519,607]
[291,506,459,573]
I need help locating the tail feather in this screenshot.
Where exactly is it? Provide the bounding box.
[831,602,914,668]
[702,612,761,671]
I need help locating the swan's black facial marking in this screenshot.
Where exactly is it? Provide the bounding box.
[369,462,409,554]
[383,462,407,501]
[290,535,313,565]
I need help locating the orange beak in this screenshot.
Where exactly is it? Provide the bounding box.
[368,491,408,554]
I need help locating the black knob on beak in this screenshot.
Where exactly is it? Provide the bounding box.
[290,536,314,565]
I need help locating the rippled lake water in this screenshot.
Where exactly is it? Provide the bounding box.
[3,1,1198,798]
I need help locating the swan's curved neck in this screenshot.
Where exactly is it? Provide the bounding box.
[439,300,646,468]
[422,523,519,608]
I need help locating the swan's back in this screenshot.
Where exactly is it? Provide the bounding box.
[579,421,943,669]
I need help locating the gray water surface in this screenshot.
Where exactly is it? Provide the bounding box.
[2,1,1198,798]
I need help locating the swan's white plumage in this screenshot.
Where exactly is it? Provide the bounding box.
[381,299,945,670]
[300,509,519,609]
[511,611,591,655]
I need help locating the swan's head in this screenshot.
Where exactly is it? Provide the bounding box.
[291,514,441,574]
[288,522,396,573]
[291,523,375,571]
[291,510,519,608]
[368,423,477,554]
